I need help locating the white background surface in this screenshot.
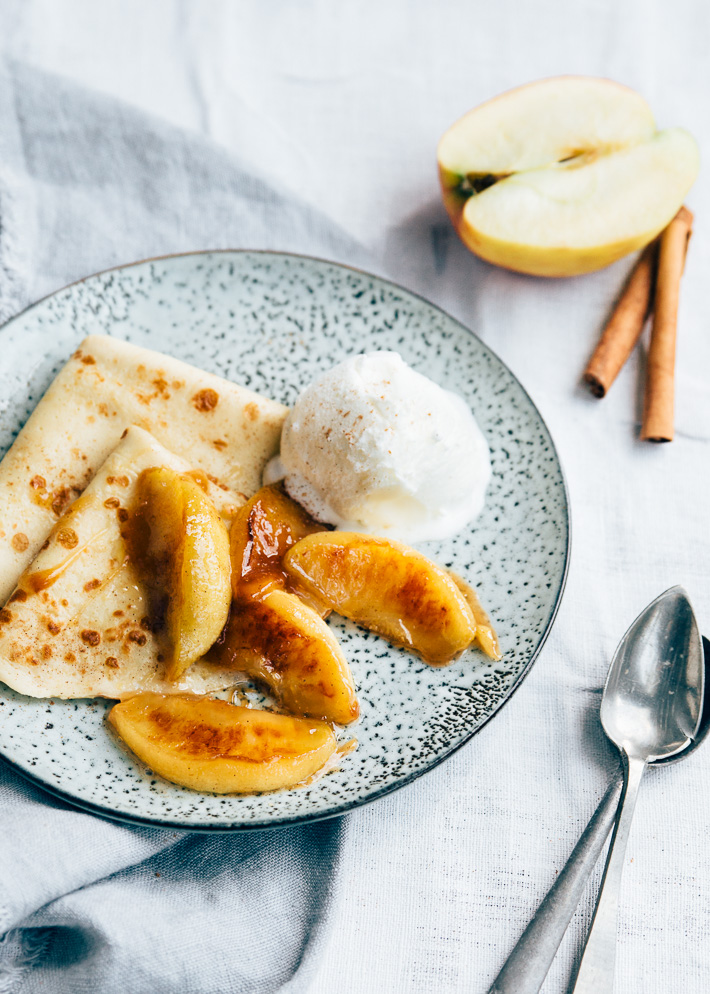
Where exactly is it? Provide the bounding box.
[2,2,710,991]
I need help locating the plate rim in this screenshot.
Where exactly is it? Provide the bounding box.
[0,247,571,831]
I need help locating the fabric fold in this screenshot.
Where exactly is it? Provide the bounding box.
[0,56,371,994]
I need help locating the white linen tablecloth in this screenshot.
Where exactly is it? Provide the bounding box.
[1,3,709,992]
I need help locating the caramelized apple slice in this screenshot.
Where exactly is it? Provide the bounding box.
[284,533,477,665]
[230,484,325,600]
[128,467,232,682]
[212,589,359,725]
[109,692,337,793]
[449,573,502,661]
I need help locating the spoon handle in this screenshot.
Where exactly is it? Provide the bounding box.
[571,754,646,992]
[487,770,623,994]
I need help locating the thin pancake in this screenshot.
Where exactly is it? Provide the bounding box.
[0,427,241,699]
[0,335,287,602]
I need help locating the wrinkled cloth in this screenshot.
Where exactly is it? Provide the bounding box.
[0,56,368,994]
[2,1,710,991]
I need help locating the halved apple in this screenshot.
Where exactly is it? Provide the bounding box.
[438,77,699,276]
[109,692,337,793]
[211,588,359,725]
[284,533,477,665]
[128,467,232,682]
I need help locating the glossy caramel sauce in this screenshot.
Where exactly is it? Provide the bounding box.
[24,548,85,593]
[120,466,229,661]
[448,571,501,661]
[29,478,84,517]
[283,534,483,666]
[209,486,326,672]
[207,488,359,725]
[121,693,324,761]
[186,469,210,493]
[230,484,325,601]
[149,703,251,757]
[298,737,358,788]
[119,474,171,636]
[20,527,108,594]
[216,598,322,678]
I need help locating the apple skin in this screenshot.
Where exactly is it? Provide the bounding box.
[438,77,699,277]
[441,179,661,278]
[440,159,694,278]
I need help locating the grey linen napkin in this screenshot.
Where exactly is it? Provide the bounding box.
[0,58,373,994]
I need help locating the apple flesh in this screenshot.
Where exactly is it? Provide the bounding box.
[229,484,325,600]
[211,588,360,725]
[438,77,699,276]
[109,692,338,793]
[218,486,357,723]
[128,467,232,682]
[449,572,501,661]
[283,532,477,665]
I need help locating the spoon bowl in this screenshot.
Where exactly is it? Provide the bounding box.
[600,585,703,760]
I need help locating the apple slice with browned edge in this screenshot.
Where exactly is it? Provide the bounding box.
[229,484,325,602]
[283,533,478,665]
[109,692,337,793]
[126,467,232,682]
[438,76,699,276]
[211,588,359,725]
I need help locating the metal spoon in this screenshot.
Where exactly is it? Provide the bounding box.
[490,632,710,994]
[570,585,703,991]
[489,590,706,994]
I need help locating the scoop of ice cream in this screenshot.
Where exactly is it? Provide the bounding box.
[264,351,491,543]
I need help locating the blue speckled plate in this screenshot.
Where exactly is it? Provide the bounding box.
[0,251,569,831]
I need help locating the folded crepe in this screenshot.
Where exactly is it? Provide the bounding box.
[0,427,241,699]
[0,335,287,604]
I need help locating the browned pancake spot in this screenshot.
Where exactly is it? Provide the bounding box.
[51,488,74,516]
[56,528,78,549]
[192,388,219,412]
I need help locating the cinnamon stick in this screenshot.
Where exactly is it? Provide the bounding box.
[583,242,658,397]
[640,206,694,442]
